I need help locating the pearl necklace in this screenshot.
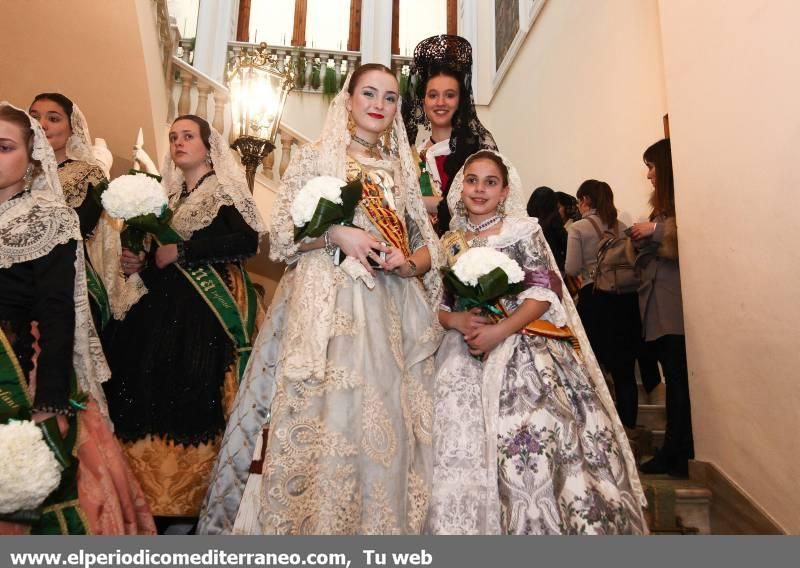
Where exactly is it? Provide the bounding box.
[466,215,503,233]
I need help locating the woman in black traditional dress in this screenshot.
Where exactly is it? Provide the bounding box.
[102,115,266,525]
[0,102,154,535]
[29,94,116,330]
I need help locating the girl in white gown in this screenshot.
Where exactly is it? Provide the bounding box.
[427,150,648,534]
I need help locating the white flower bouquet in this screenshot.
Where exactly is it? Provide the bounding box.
[0,420,62,515]
[101,171,171,252]
[291,176,362,241]
[442,247,526,312]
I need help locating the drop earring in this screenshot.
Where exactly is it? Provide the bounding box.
[496,200,506,218]
[23,164,33,191]
[382,123,394,154]
[455,199,466,219]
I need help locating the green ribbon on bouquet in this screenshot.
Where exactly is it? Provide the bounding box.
[441,266,526,315]
[293,180,363,242]
[152,225,257,383]
[120,208,173,254]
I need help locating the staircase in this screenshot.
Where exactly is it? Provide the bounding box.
[633,383,712,534]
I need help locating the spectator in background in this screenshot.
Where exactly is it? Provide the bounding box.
[632,138,693,478]
[527,186,567,273]
[556,191,581,230]
[565,180,642,431]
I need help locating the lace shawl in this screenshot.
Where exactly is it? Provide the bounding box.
[0,102,111,420]
[267,76,444,382]
[58,160,105,208]
[446,150,647,509]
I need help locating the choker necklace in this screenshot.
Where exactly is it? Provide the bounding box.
[466,215,503,233]
[181,169,215,198]
[351,133,380,157]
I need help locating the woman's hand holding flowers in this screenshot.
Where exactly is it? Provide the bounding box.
[121,249,146,275]
[465,322,506,356]
[450,308,491,337]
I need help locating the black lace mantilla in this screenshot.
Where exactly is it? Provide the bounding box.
[402,34,496,151]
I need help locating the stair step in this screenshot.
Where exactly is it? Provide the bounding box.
[637,404,666,430]
[635,429,665,457]
[637,383,666,405]
[642,476,712,535]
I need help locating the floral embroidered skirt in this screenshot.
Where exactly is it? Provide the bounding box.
[428,330,647,535]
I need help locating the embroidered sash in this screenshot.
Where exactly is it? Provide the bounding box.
[0,326,28,422]
[347,160,412,258]
[492,304,581,353]
[153,226,257,382]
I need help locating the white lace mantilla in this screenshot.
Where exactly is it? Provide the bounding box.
[0,196,80,269]
[0,101,112,423]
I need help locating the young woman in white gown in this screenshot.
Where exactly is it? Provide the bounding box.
[427,150,648,534]
[198,64,443,535]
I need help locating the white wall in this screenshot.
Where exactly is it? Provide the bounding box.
[477,0,668,225]
[658,0,800,533]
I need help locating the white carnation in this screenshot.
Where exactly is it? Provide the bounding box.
[101,173,168,220]
[0,420,62,514]
[291,176,347,227]
[452,247,525,287]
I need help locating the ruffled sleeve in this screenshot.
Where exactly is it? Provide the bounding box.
[512,230,568,327]
[405,212,427,253]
